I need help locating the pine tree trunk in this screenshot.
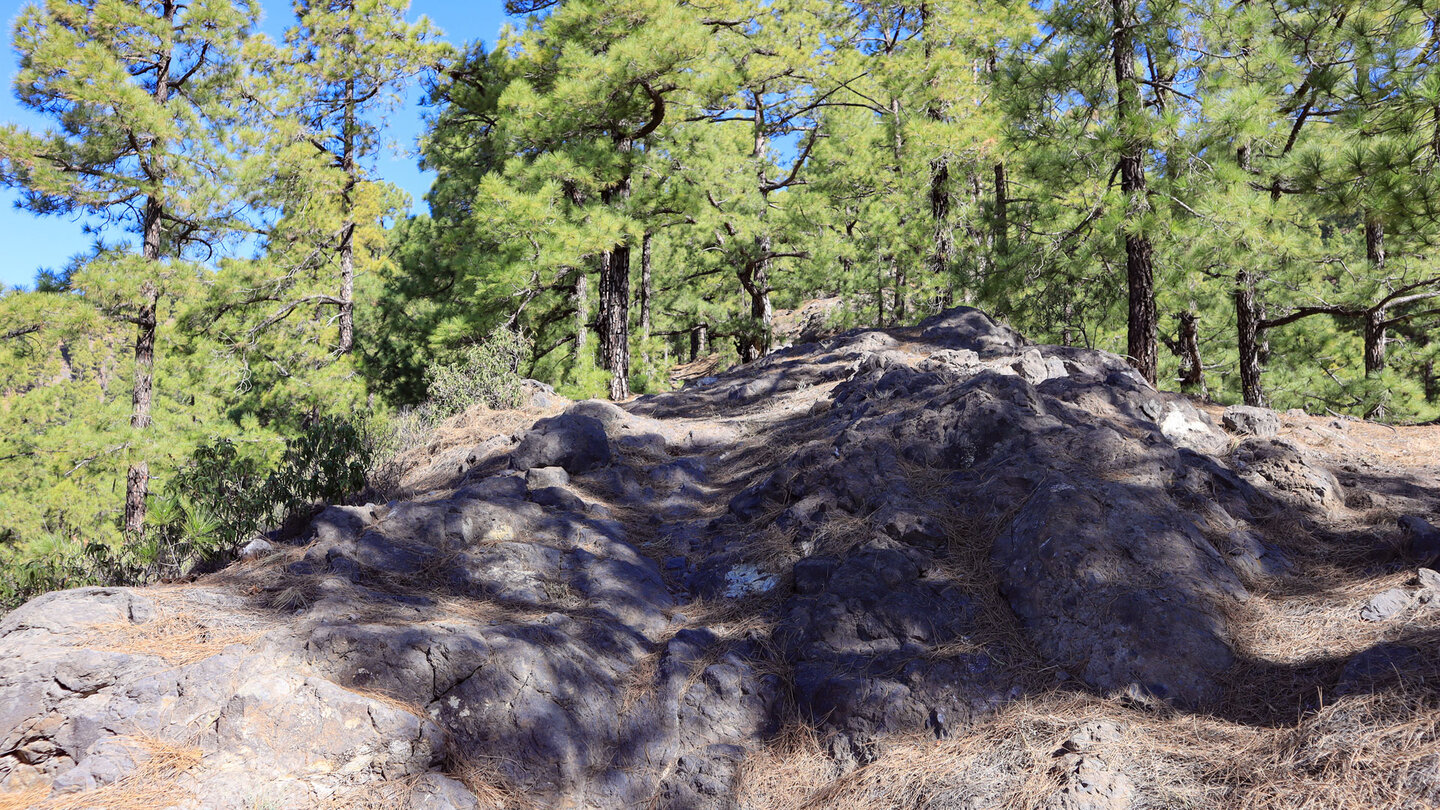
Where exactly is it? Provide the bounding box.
[963,171,992,303]
[921,2,955,309]
[1112,0,1158,385]
[690,323,708,362]
[928,157,952,277]
[1364,215,1387,376]
[739,240,773,363]
[337,33,357,355]
[740,96,773,363]
[597,244,631,400]
[573,271,589,357]
[876,252,886,328]
[639,231,652,343]
[1178,309,1203,392]
[892,255,906,324]
[993,162,1009,263]
[1236,270,1266,407]
[125,272,158,538]
[125,5,173,538]
[597,133,635,399]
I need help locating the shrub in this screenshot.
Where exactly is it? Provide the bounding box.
[370,328,534,467]
[425,328,531,417]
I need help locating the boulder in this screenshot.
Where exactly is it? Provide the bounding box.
[509,412,611,473]
[1399,515,1440,565]
[1222,405,1281,438]
[1232,438,1345,514]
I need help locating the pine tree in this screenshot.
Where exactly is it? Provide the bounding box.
[0,0,268,536]
[275,0,442,357]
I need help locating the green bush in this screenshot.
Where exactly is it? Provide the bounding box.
[425,328,531,417]
[373,328,534,464]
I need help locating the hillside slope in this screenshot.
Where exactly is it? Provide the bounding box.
[2,308,1439,809]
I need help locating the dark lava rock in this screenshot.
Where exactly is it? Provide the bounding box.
[510,411,611,473]
[1334,643,1424,697]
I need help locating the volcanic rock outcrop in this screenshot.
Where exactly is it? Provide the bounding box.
[1,307,1425,809]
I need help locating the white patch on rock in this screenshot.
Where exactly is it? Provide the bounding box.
[1159,406,1221,452]
[724,564,778,598]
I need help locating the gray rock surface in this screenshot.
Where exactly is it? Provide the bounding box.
[509,410,612,473]
[1222,404,1282,438]
[1361,588,1415,622]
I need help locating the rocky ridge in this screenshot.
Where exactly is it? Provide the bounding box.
[2,307,1439,809]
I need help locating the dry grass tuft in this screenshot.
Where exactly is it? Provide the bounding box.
[13,734,207,810]
[0,784,50,810]
[78,593,266,667]
[734,721,834,809]
[448,755,542,810]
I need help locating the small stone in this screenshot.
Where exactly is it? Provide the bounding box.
[238,537,274,561]
[1062,720,1124,754]
[529,486,587,512]
[1399,515,1440,565]
[1418,568,1440,592]
[1335,644,1423,697]
[723,564,778,598]
[525,466,570,490]
[1013,348,1050,384]
[1360,588,1414,622]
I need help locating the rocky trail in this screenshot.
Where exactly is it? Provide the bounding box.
[4,308,1440,809]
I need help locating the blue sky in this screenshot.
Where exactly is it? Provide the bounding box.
[0,0,512,288]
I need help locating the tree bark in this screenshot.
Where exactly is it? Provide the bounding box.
[740,94,773,363]
[598,131,636,400]
[337,72,357,355]
[639,231,652,343]
[597,244,631,400]
[690,323,708,362]
[1364,214,1387,376]
[125,271,158,538]
[1236,270,1266,407]
[573,271,588,358]
[993,162,1009,263]
[738,237,773,362]
[1177,309,1203,392]
[125,3,173,538]
[921,2,955,309]
[1111,0,1158,385]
